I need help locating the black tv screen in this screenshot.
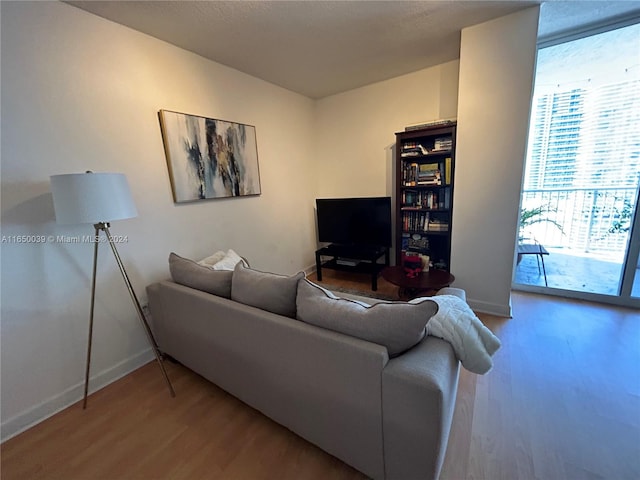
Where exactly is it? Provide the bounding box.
[316,197,392,248]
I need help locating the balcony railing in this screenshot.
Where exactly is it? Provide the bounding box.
[521,187,637,261]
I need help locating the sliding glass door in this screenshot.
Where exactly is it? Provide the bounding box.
[514,20,640,307]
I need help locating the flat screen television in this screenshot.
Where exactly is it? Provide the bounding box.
[316,197,392,248]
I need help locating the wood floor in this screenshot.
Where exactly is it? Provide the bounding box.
[3,271,639,479]
[308,269,400,300]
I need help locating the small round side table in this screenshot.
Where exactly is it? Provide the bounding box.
[381,266,455,300]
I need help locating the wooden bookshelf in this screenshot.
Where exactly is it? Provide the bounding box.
[395,123,456,270]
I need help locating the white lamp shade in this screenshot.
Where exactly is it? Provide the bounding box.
[50,172,138,224]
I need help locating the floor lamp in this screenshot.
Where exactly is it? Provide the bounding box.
[50,172,175,408]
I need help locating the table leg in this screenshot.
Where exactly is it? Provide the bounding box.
[315,251,323,281]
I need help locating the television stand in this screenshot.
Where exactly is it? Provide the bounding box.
[315,244,390,291]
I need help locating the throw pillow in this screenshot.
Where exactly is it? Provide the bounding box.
[212,249,246,271]
[169,252,233,298]
[231,262,305,318]
[296,279,438,357]
[198,250,227,267]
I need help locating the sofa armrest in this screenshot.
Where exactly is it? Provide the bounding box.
[381,336,459,480]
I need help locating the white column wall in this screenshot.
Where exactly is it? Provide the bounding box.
[453,7,540,315]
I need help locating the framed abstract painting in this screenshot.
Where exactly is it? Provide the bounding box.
[159,110,261,202]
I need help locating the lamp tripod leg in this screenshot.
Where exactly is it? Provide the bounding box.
[102,225,175,398]
[83,225,100,409]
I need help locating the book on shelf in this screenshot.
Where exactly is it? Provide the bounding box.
[402,190,440,209]
[433,192,440,209]
[444,189,451,209]
[403,162,443,186]
[444,157,452,185]
[427,218,449,232]
[402,208,450,232]
[402,139,454,157]
[401,143,429,157]
[433,137,453,152]
[402,211,429,232]
[402,162,419,186]
[417,177,441,186]
[417,162,442,185]
[402,208,449,233]
[419,162,439,174]
[402,190,416,206]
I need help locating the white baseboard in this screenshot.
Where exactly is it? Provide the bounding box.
[1,348,154,443]
[467,298,512,317]
[303,263,317,275]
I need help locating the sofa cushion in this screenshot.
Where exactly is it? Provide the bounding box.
[296,279,438,357]
[169,252,233,298]
[231,263,305,318]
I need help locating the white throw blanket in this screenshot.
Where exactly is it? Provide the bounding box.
[427,295,501,374]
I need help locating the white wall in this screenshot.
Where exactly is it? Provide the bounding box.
[453,7,539,315]
[315,61,459,199]
[1,1,316,440]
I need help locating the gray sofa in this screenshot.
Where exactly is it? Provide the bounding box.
[147,258,462,480]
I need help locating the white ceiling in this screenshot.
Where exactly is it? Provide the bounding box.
[67,1,640,99]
